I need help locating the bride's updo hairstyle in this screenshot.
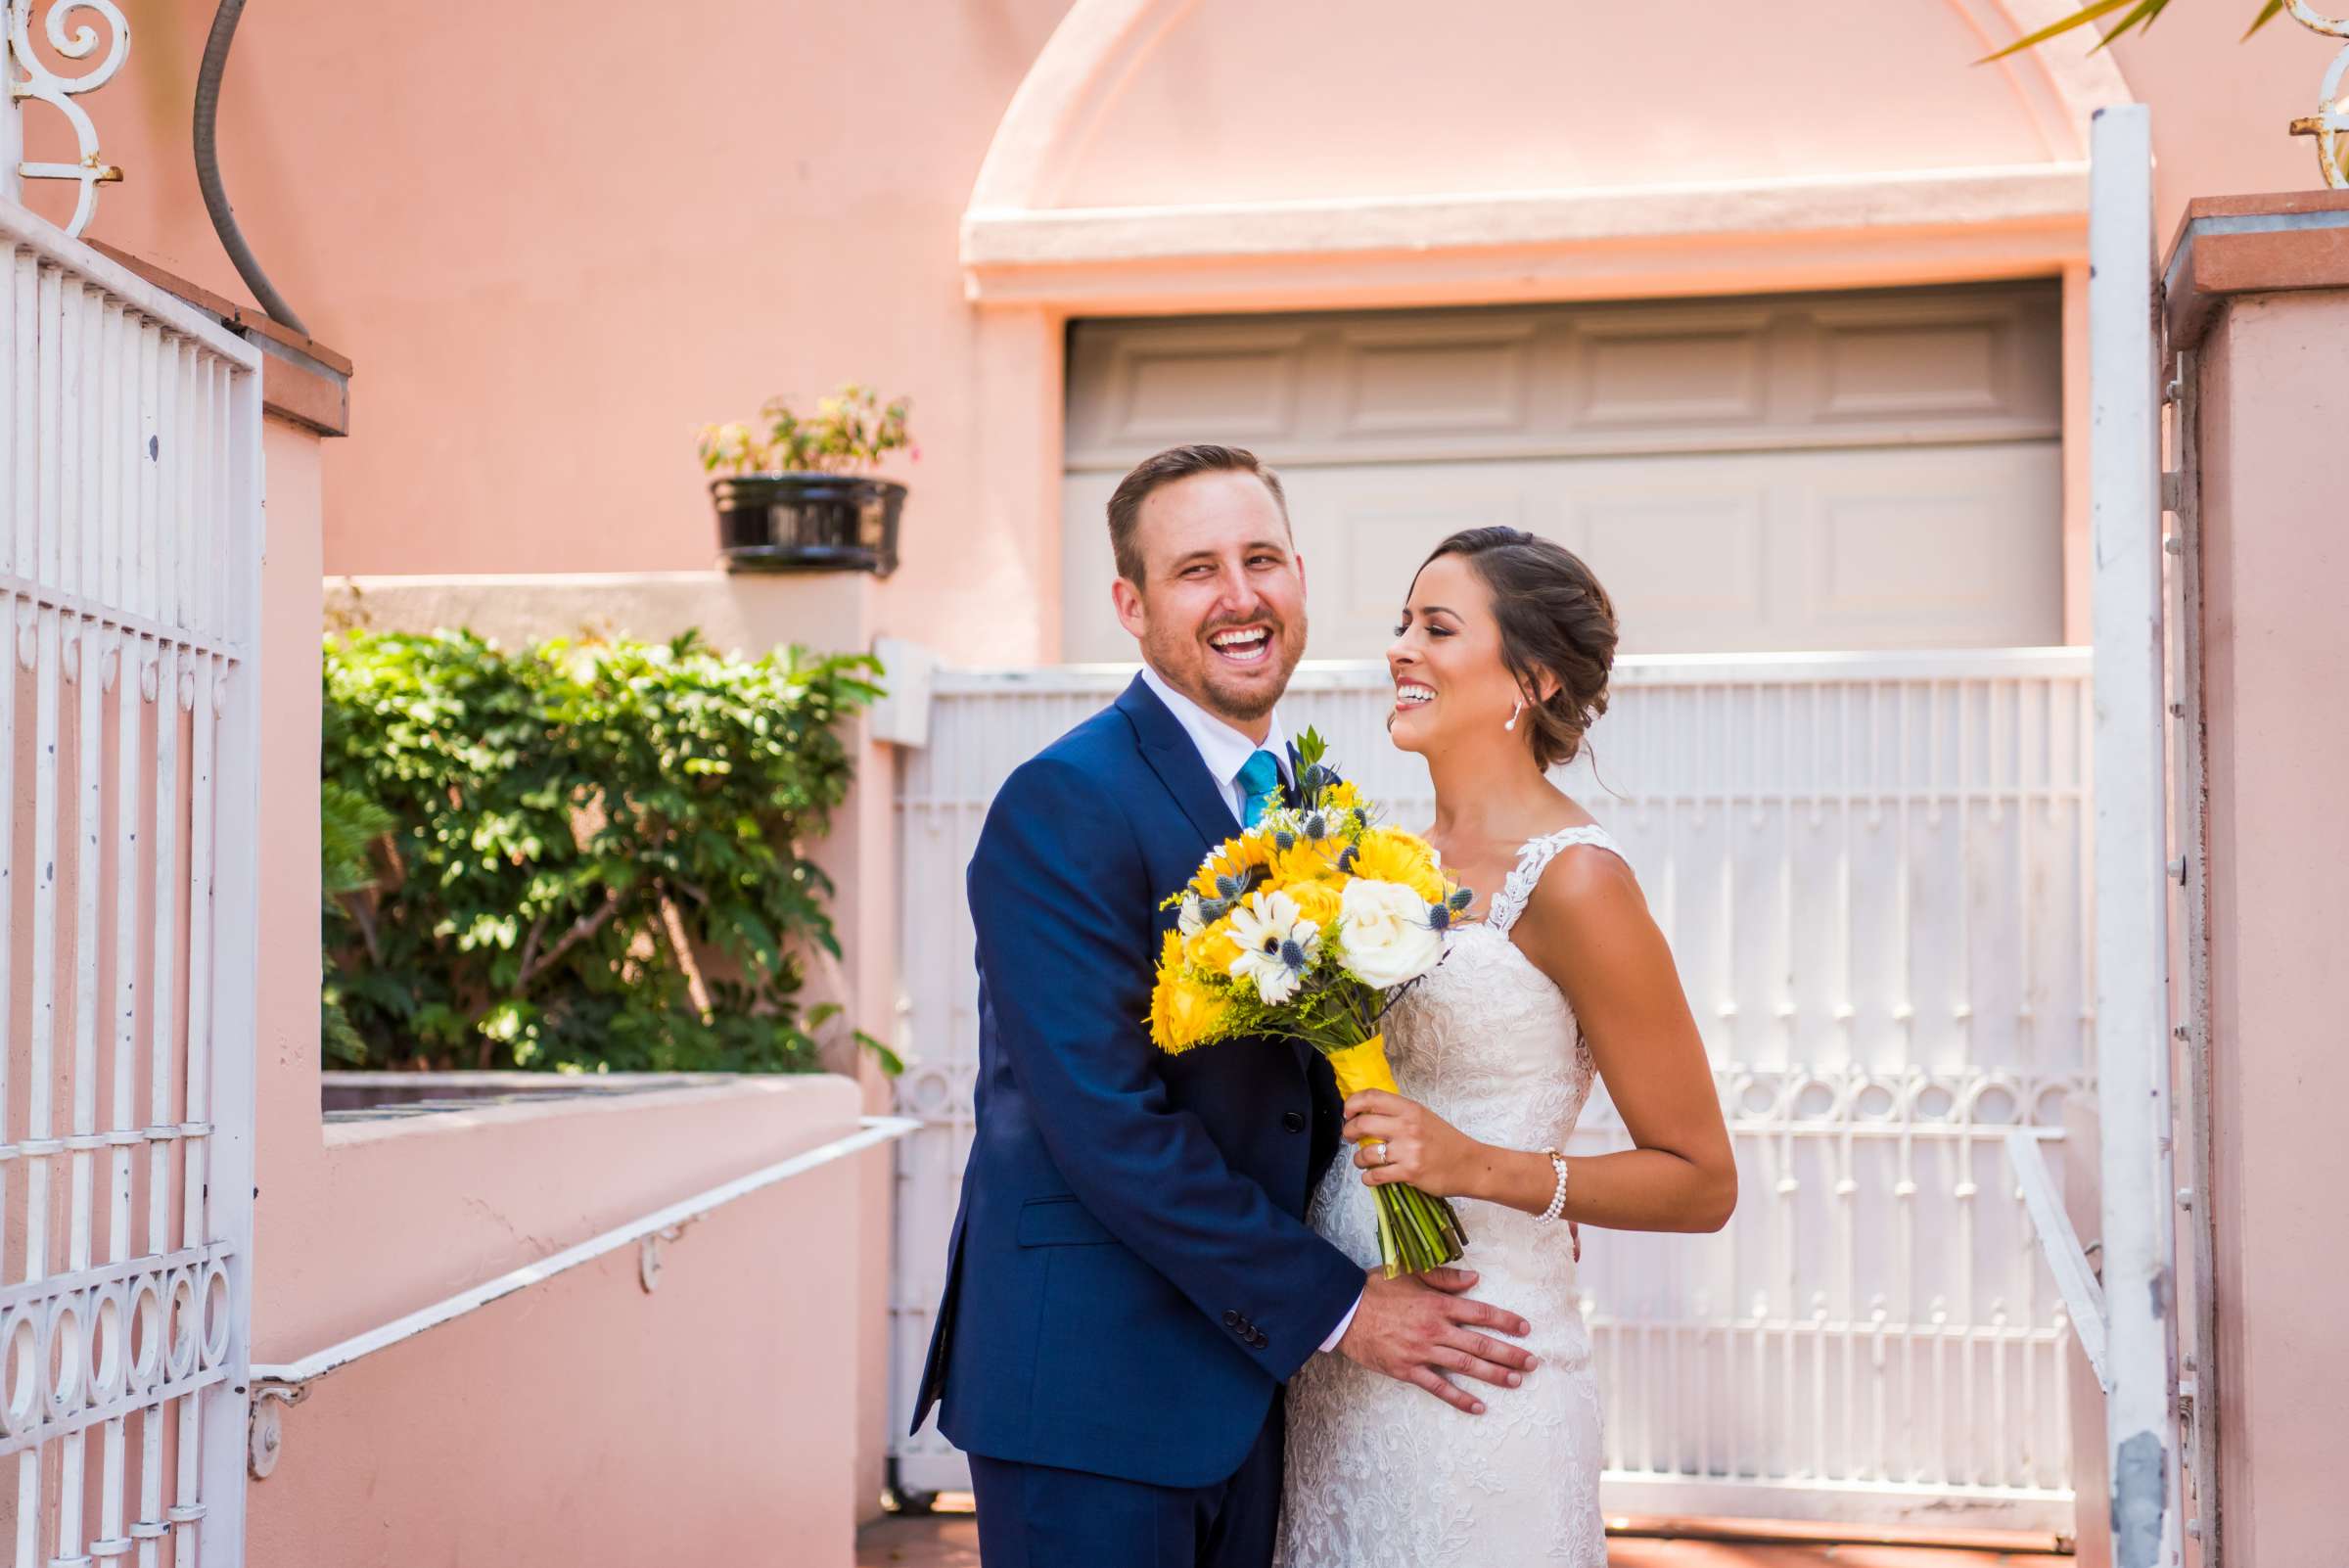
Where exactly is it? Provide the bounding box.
[1418,527,1618,770]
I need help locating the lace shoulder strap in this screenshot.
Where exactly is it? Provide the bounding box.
[1485,824,1628,937]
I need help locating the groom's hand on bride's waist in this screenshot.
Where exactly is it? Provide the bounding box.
[1334,1267,1538,1415]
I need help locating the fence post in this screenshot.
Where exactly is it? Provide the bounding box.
[2086,102,2182,1568]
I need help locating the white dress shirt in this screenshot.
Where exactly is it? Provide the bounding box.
[1137,662,1293,821]
[1136,663,1363,1356]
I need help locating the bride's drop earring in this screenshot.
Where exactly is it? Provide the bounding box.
[1504,699,1523,733]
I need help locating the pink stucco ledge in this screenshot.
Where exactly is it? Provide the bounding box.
[249,1072,882,1567]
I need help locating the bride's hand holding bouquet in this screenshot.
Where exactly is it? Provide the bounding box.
[1340,1092,1487,1197]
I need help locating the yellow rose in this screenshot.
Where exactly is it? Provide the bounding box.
[1150,969,1228,1053]
[1323,780,1361,810]
[1186,918,1243,975]
[1284,880,1343,929]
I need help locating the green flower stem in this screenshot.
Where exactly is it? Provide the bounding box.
[1373,1181,1466,1276]
[1373,1185,1399,1276]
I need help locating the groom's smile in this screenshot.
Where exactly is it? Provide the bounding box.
[1207,623,1274,668]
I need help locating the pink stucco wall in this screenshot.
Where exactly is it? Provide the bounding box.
[2188,285,2348,1568]
[30,1,2339,669]
[247,419,886,1563]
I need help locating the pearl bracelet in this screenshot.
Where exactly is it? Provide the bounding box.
[1537,1148,1569,1223]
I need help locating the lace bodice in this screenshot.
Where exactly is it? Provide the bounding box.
[1277,824,1625,1568]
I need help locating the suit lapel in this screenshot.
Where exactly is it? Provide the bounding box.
[1116,675,1242,848]
[1116,676,1320,1085]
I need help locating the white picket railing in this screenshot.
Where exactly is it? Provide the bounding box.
[0,202,263,1565]
[890,649,2092,1532]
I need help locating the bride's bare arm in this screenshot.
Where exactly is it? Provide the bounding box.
[1341,848,1735,1233]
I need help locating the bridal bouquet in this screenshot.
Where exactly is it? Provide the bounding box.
[1146,731,1471,1277]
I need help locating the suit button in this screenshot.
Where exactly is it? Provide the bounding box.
[1281,1110,1307,1133]
[1222,1310,1240,1327]
[1251,1331,1269,1349]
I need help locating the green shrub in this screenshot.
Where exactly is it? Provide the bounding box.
[321,628,887,1076]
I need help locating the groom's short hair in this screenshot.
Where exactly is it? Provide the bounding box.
[1106,444,1291,585]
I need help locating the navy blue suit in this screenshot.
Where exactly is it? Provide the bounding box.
[910,674,1364,1566]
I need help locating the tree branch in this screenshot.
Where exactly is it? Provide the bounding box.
[517,890,624,991]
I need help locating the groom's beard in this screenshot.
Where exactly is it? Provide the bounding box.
[1175,612,1306,725]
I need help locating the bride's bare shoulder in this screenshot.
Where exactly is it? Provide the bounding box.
[1522,832,1644,928]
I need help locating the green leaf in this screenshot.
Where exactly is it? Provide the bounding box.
[1977,0,2143,60]
[855,1031,906,1077]
[2091,0,2175,51]
[2245,0,2287,35]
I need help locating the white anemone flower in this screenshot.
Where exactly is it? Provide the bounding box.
[1225,889,1321,1006]
[1336,878,1447,990]
[1177,893,1207,936]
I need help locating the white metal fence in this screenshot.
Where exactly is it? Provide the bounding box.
[0,203,262,1564]
[891,649,2093,1532]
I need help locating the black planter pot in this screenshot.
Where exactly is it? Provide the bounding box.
[712,472,906,577]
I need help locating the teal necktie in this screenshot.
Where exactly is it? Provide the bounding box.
[1237,749,1282,828]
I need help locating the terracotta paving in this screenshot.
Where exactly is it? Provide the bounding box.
[854,1501,2044,1568]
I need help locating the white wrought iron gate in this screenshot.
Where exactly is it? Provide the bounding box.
[892,650,2092,1533]
[0,199,263,1563]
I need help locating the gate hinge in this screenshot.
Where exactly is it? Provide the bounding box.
[2160,472,2184,514]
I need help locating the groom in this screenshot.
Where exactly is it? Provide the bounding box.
[911,444,1538,1567]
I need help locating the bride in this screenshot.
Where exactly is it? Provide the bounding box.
[1280,527,1737,1568]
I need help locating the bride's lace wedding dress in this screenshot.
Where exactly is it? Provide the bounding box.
[1277,825,1623,1568]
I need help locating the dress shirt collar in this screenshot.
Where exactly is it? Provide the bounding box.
[1137,662,1292,808]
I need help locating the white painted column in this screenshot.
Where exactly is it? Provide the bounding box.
[2087,103,2182,1568]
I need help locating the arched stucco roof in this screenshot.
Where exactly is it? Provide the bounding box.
[962,0,2132,306]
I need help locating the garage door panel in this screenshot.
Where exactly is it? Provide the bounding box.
[1062,285,2063,660]
[1058,469,1124,660]
[1805,289,2061,427]
[1575,483,1771,630]
[1067,284,2061,475]
[1334,317,1539,437]
[1070,323,1313,451]
[1798,446,2064,645]
[1574,318,1771,429]
[1277,464,1541,624]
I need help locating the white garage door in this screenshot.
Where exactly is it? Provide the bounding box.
[1061,284,2063,661]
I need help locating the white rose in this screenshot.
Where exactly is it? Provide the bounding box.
[1337,878,1445,990]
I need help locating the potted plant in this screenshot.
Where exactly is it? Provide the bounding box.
[699,385,914,576]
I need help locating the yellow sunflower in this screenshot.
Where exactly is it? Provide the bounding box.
[1188,832,1274,900]
[1348,828,1451,905]
[1270,835,1343,889]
